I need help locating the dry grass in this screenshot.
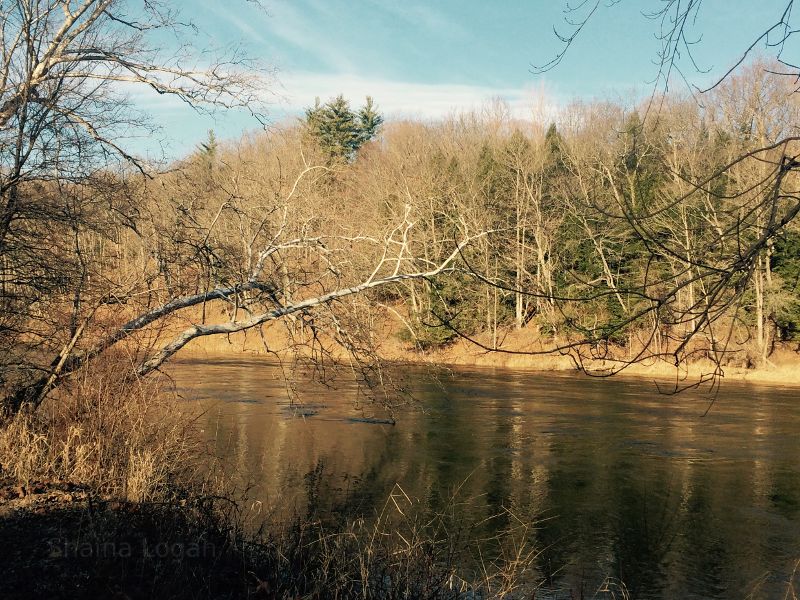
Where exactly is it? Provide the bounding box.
[0,354,204,502]
[171,304,800,389]
[783,559,800,600]
[247,483,542,599]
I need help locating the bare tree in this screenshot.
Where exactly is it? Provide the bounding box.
[1,110,493,415]
[0,0,267,414]
[525,5,800,383]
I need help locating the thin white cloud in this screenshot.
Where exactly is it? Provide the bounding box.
[362,0,467,39]
[277,71,559,122]
[200,0,269,45]
[260,1,356,73]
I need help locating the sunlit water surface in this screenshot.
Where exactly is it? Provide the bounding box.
[170,358,800,599]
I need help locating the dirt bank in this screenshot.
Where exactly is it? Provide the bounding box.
[169,310,800,388]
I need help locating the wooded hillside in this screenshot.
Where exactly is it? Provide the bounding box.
[3,60,799,413]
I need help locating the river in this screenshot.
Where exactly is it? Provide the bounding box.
[170,357,800,599]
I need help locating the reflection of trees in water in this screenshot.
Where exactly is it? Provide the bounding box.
[181,362,800,598]
[609,466,679,598]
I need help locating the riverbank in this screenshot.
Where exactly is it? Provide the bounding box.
[0,481,249,600]
[169,307,800,388]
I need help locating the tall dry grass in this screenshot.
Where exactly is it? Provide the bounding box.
[246,483,542,598]
[0,354,206,503]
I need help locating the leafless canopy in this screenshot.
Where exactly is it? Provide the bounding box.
[0,0,274,414]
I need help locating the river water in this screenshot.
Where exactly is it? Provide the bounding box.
[170,357,800,599]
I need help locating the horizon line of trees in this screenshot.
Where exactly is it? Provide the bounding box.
[3,53,800,415]
[283,67,800,373]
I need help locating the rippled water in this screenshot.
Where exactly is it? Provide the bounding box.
[170,357,800,599]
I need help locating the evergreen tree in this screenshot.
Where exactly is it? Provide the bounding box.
[771,231,800,340]
[196,129,218,171]
[543,123,566,173]
[357,96,383,146]
[303,95,383,160]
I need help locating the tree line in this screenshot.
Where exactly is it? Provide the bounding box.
[1,6,799,418]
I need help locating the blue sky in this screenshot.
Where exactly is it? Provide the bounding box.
[133,0,800,159]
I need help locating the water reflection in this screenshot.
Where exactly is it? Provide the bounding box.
[170,358,800,599]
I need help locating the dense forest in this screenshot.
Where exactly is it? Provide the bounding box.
[4,60,800,415]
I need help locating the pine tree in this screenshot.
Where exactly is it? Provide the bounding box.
[357,96,383,147]
[543,123,566,173]
[303,95,383,161]
[197,129,218,170]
